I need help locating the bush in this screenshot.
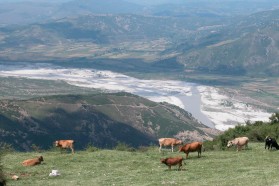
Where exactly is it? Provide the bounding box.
[204,113,279,151]
[31,144,42,153]
[114,142,135,152]
[85,144,99,152]
[0,142,14,153]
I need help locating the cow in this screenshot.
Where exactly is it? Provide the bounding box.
[227,137,249,151]
[179,142,203,158]
[265,136,279,150]
[22,156,44,166]
[55,140,75,154]
[158,138,183,152]
[160,156,184,170]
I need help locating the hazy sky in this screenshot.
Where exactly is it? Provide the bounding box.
[0,0,71,2]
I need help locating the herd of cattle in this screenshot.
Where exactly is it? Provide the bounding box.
[20,136,278,170]
[159,136,278,170]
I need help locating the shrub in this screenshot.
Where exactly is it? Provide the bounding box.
[205,113,279,151]
[31,144,42,153]
[0,142,14,153]
[269,113,279,124]
[85,144,99,152]
[114,142,135,152]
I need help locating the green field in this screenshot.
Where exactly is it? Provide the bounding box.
[2,143,278,186]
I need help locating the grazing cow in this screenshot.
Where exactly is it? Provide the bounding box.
[227,137,249,151]
[55,140,75,154]
[22,156,44,166]
[179,142,203,158]
[265,136,279,150]
[160,156,184,170]
[158,138,183,152]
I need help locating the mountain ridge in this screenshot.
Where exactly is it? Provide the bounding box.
[0,93,219,151]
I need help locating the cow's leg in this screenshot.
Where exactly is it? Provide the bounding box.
[159,144,162,152]
[71,147,75,154]
[171,145,174,152]
[168,166,171,170]
[186,153,188,159]
[178,162,182,170]
[237,145,242,151]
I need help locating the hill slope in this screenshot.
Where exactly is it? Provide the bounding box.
[0,93,218,151]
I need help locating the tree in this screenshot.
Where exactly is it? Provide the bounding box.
[269,113,279,124]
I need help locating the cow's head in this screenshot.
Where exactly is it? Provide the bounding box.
[38,156,44,162]
[176,140,183,145]
[265,136,272,141]
[54,141,59,147]
[160,158,167,164]
[227,140,234,148]
[178,145,183,152]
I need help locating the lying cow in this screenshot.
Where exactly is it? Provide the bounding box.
[227,136,249,151]
[179,141,203,158]
[22,156,44,166]
[55,140,75,154]
[160,156,184,170]
[265,136,279,150]
[159,138,183,152]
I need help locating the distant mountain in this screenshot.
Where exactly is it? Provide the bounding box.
[60,0,143,15]
[177,9,279,76]
[1,0,279,25]
[0,93,218,151]
[0,14,216,62]
[0,13,212,44]
[1,8,279,77]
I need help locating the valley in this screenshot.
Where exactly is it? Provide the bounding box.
[0,62,275,131]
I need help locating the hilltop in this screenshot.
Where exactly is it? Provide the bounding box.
[0,92,218,151]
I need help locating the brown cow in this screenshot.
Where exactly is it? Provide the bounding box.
[227,137,249,151]
[179,142,203,158]
[159,138,183,152]
[55,140,75,154]
[22,156,44,166]
[160,156,184,170]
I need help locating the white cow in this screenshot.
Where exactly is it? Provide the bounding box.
[227,137,249,151]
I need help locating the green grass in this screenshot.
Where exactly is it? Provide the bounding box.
[2,143,279,186]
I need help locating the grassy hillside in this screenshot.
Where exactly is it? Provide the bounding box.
[0,92,216,151]
[2,142,279,185]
